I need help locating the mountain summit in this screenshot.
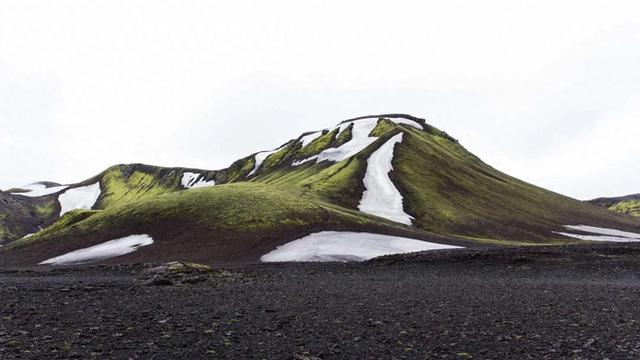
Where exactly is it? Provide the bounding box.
[2,114,639,266]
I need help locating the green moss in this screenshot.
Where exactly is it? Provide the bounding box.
[292,123,353,161]
[8,182,434,253]
[296,129,336,158]
[392,129,638,242]
[221,157,256,183]
[261,141,296,169]
[98,167,177,208]
[35,201,57,219]
[609,200,640,217]
[369,118,396,137]
[334,123,353,146]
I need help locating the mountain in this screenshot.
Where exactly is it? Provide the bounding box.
[588,194,640,217]
[1,114,639,266]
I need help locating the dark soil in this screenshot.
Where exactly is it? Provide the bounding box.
[2,244,640,359]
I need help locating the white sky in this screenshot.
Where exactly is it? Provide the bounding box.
[1,0,639,200]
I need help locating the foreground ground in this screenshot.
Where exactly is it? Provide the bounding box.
[1,244,640,359]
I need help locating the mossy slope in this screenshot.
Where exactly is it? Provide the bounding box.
[0,191,59,244]
[2,183,465,266]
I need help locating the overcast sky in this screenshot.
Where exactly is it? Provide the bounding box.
[1,1,639,200]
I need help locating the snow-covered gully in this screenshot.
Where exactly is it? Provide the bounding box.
[247,145,286,177]
[292,117,423,166]
[298,131,323,148]
[261,231,461,262]
[358,132,414,225]
[58,182,102,216]
[181,172,215,189]
[39,234,154,265]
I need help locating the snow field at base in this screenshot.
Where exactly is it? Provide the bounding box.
[555,225,640,242]
[39,234,154,265]
[261,231,461,262]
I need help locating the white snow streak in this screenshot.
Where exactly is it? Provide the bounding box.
[299,131,323,148]
[247,146,283,177]
[39,234,154,265]
[391,117,424,130]
[292,117,422,166]
[555,225,640,242]
[58,182,101,216]
[181,172,215,189]
[261,231,461,262]
[358,133,414,225]
[11,183,68,197]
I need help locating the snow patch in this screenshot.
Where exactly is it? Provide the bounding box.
[181,172,215,189]
[555,225,640,242]
[11,183,68,197]
[247,146,284,177]
[386,117,423,130]
[39,234,154,265]
[292,117,422,166]
[299,131,323,148]
[21,233,35,239]
[358,133,414,225]
[58,182,101,216]
[261,231,461,262]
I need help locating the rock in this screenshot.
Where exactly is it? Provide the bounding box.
[144,276,173,286]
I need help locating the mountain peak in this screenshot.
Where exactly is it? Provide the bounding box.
[1,114,638,266]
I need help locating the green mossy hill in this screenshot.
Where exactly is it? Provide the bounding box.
[4,183,456,266]
[95,164,217,209]
[3,114,639,265]
[588,194,640,217]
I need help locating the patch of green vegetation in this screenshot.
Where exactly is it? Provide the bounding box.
[333,123,353,146]
[261,141,297,169]
[296,129,336,158]
[220,157,256,183]
[369,118,397,137]
[98,166,178,208]
[35,200,57,219]
[297,157,367,208]
[609,200,640,217]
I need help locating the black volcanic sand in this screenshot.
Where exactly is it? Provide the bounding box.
[2,244,640,359]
